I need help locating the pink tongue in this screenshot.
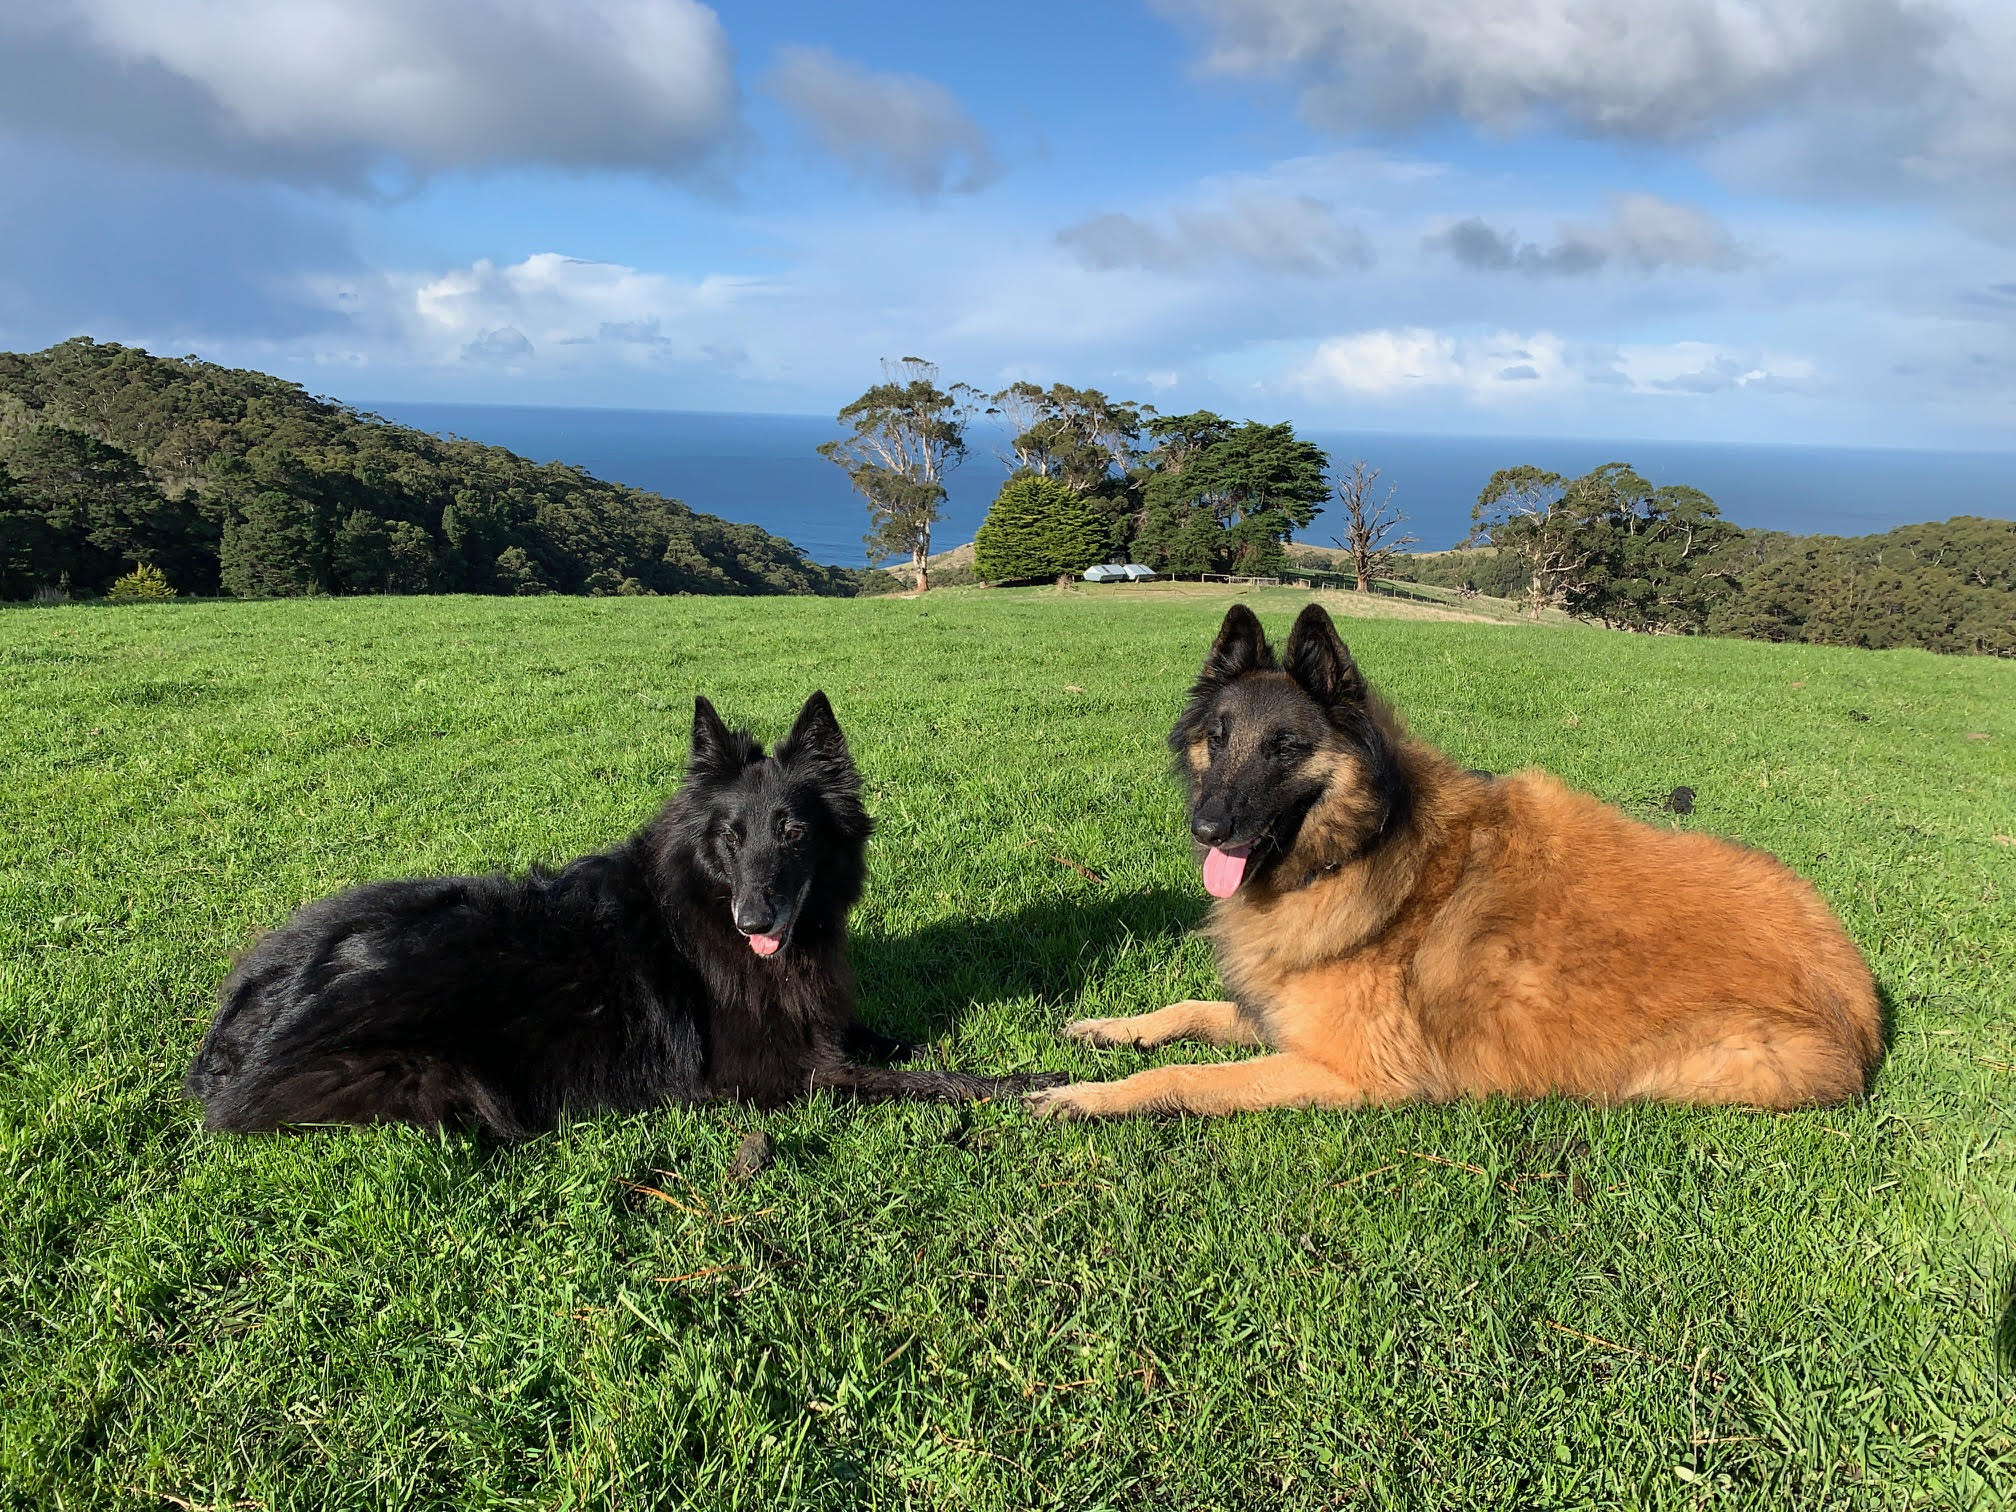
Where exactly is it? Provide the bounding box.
[1202,844,1251,898]
[748,933,782,957]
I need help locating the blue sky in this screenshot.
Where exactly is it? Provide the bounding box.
[2,0,2013,449]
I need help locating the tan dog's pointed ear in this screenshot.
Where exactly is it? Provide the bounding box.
[1198,603,1277,688]
[1283,604,1367,708]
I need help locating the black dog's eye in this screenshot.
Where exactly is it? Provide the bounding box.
[1271,735,1312,761]
[722,827,742,853]
[1206,719,1227,752]
[778,818,806,844]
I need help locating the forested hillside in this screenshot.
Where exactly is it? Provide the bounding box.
[1372,474,2012,657]
[1704,516,2016,656]
[0,339,867,601]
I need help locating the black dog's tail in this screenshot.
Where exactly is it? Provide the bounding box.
[189,973,535,1137]
[195,1049,536,1138]
[807,1064,1066,1104]
[183,969,266,1106]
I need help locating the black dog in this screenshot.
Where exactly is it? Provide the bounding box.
[185,692,1058,1137]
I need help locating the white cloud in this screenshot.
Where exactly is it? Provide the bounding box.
[1162,0,1936,138]
[1426,192,1754,276]
[767,45,999,200]
[1293,327,1815,401]
[0,0,740,189]
[1160,0,2016,225]
[1294,328,1572,397]
[1600,340,1819,394]
[321,252,779,371]
[1059,193,1375,276]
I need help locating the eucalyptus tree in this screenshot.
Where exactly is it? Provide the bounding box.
[819,358,981,591]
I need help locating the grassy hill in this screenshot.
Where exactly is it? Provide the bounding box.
[2,588,2011,1507]
[0,339,865,601]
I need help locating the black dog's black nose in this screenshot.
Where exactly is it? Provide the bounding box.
[733,900,777,934]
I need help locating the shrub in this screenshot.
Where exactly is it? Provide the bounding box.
[105,563,177,601]
[973,476,1107,584]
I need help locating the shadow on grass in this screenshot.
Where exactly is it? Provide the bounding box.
[852,887,1208,1041]
[1866,981,1902,1097]
[1997,1260,2016,1374]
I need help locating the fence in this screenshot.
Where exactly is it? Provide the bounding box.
[1284,567,1475,607]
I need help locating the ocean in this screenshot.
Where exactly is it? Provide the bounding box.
[366,401,2016,567]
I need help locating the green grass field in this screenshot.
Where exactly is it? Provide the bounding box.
[3,589,2012,1510]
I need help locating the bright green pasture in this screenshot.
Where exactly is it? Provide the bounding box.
[1,590,2011,1510]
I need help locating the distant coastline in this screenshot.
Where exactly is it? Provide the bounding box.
[366,399,2016,568]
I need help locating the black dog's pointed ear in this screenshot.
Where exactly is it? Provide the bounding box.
[688,695,748,779]
[777,689,852,769]
[1199,603,1277,687]
[1283,604,1368,709]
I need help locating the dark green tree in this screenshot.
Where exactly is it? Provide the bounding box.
[384,520,436,593]
[1141,411,1237,471]
[1470,463,1740,630]
[0,460,70,598]
[1135,417,1327,575]
[219,490,318,598]
[2,424,211,594]
[492,545,554,595]
[973,475,1108,583]
[1580,477,1740,632]
[1385,546,1530,600]
[332,509,391,593]
[1166,505,1227,576]
[1702,519,2015,655]
[819,358,980,591]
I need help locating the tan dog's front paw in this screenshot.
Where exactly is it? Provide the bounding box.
[1061,1017,1140,1048]
[1025,1082,1107,1120]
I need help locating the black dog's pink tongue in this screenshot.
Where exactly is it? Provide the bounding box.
[748,933,781,957]
[1202,844,1252,898]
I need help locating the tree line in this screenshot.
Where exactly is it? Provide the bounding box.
[1359,468,2012,656]
[8,340,2006,657]
[819,361,2011,656]
[819,361,1328,590]
[0,339,873,602]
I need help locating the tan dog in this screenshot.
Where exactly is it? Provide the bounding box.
[1030,603,1882,1119]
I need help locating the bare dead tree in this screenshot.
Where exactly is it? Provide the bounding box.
[1330,459,1417,591]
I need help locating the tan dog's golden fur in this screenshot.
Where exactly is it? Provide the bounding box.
[1030,604,1882,1119]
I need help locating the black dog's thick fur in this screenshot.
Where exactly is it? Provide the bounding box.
[185,692,1056,1137]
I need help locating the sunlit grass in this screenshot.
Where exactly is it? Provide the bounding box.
[2,588,2011,1508]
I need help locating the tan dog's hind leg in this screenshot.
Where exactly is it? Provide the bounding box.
[1619,1024,1870,1110]
[1029,1053,1360,1120]
[1063,999,1264,1050]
